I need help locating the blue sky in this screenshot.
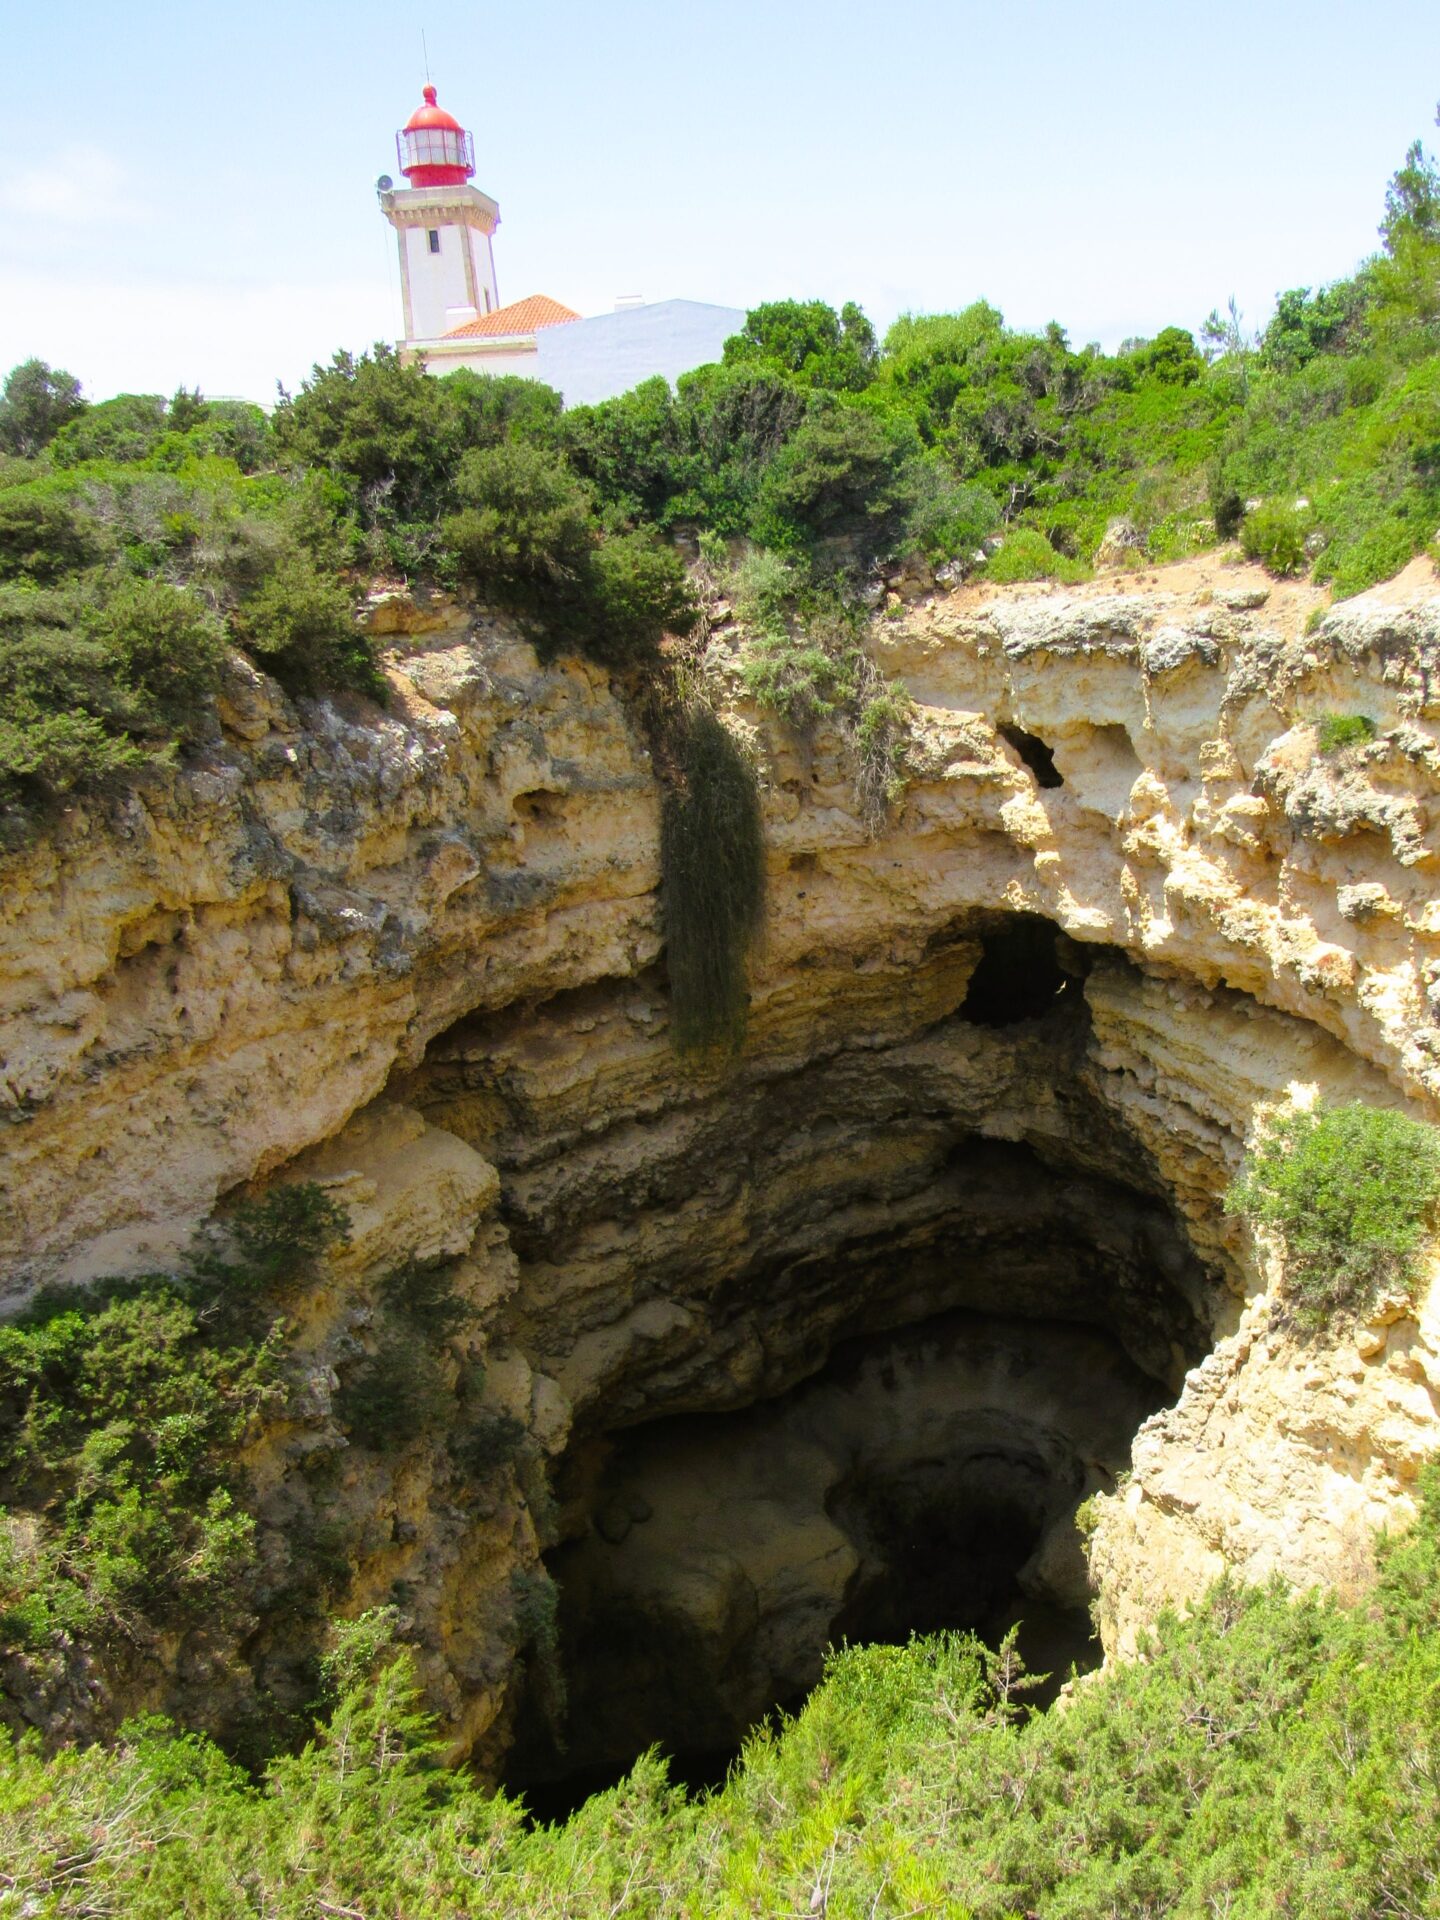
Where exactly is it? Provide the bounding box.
[2,0,1437,403]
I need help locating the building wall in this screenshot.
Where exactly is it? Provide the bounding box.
[415,341,543,380]
[532,300,745,406]
[415,301,746,403]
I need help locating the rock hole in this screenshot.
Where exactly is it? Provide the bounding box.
[998,724,1064,789]
[513,789,566,827]
[960,916,1070,1027]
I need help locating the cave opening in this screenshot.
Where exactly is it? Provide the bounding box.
[503,1297,1181,1821]
[998,724,1064,789]
[960,915,1071,1026]
[414,924,1220,1822]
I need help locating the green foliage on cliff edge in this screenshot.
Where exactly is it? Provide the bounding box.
[1227,1100,1440,1322]
[0,1187,348,1662]
[4,1473,1440,1915]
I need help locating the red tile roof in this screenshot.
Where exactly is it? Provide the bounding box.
[444,294,581,339]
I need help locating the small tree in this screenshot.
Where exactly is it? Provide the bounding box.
[0,359,87,457]
[441,441,597,637]
[1380,106,1440,252]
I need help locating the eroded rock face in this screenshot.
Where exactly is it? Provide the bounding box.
[6,561,1440,1766]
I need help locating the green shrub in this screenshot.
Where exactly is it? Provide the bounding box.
[377,1259,474,1337]
[739,604,862,728]
[335,1335,449,1450]
[1226,1101,1440,1321]
[984,527,1090,584]
[271,345,457,519]
[903,459,1000,563]
[8,1484,1440,1915]
[86,578,227,738]
[444,445,695,667]
[660,704,765,1055]
[753,405,922,568]
[722,299,879,392]
[559,375,683,524]
[0,488,92,582]
[1319,516,1419,597]
[738,591,917,824]
[853,680,915,829]
[1315,711,1377,753]
[0,590,162,808]
[0,359,86,457]
[230,554,379,700]
[449,1405,528,1477]
[587,527,698,666]
[1241,498,1315,575]
[728,545,796,632]
[445,370,564,454]
[50,393,169,468]
[441,441,596,633]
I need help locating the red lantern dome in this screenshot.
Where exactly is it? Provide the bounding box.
[397,85,475,188]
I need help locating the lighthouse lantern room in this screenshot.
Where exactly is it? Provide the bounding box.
[378,84,500,342]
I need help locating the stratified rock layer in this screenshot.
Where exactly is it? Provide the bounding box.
[6,558,1440,1757]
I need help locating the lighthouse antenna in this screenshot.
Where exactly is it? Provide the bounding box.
[421,27,430,83]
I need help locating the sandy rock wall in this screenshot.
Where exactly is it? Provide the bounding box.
[6,557,1440,1728]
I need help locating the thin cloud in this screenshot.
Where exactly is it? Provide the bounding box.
[0,146,150,226]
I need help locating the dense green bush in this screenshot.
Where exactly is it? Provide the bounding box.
[660,703,765,1054]
[1227,1100,1440,1321]
[272,345,456,517]
[50,391,169,468]
[0,580,226,813]
[443,443,696,666]
[87,577,228,734]
[0,487,93,581]
[229,552,377,699]
[1241,497,1315,575]
[0,359,86,457]
[1321,515,1420,598]
[983,526,1090,584]
[586,527,697,664]
[753,405,922,567]
[442,441,597,628]
[902,458,1000,563]
[722,298,878,392]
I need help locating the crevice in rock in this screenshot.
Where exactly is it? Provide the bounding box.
[998,724,1064,788]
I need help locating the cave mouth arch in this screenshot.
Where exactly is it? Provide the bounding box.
[412,919,1226,1814]
[503,1292,1185,1816]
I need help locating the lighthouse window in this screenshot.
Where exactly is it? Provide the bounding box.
[427,230,441,254]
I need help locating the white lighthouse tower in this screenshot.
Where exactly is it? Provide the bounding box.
[378,85,500,341]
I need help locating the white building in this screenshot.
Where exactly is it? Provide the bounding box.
[379,85,744,406]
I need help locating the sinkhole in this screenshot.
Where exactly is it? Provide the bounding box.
[417,918,1220,1815]
[505,1287,1191,1816]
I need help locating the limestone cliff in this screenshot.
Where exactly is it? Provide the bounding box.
[5,554,1440,1764]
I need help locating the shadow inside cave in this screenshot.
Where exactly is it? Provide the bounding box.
[502,1306,1169,1821]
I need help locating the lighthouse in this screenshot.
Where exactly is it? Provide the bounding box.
[376,81,746,404]
[377,85,501,341]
